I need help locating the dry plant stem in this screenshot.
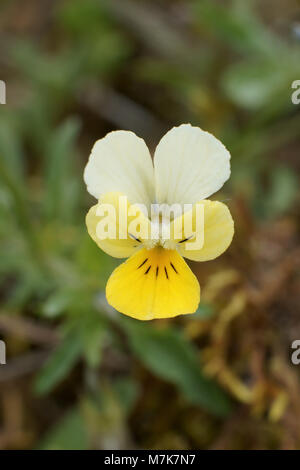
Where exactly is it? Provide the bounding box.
[0,350,50,383]
[0,384,34,449]
[0,313,59,346]
[78,84,166,142]
[247,247,300,308]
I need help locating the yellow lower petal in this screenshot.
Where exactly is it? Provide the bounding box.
[106,247,200,320]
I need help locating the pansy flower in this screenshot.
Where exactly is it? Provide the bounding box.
[84,124,234,320]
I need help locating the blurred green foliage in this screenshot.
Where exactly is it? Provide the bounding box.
[0,0,299,450]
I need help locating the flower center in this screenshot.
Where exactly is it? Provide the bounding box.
[143,208,178,251]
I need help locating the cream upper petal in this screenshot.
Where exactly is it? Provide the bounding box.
[84,130,155,208]
[154,124,231,206]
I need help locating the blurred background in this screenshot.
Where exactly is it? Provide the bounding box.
[0,0,299,450]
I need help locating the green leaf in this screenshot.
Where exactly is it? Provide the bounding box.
[42,290,73,318]
[192,303,214,319]
[222,59,290,110]
[76,233,118,285]
[80,312,107,368]
[193,0,282,57]
[122,320,232,416]
[39,408,88,450]
[34,332,82,395]
[113,378,139,415]
[257,165,299,219]
[43,117,81,222]
[58,0,105,34]
[267,167,298,216]
[0,115,25,181]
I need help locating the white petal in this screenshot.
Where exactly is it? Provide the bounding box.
[154,124,231,205]
[84,130,155,207]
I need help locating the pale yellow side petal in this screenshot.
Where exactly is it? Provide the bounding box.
[86,192,151,259]
[170,200,234,262]
[106,247,200,320]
